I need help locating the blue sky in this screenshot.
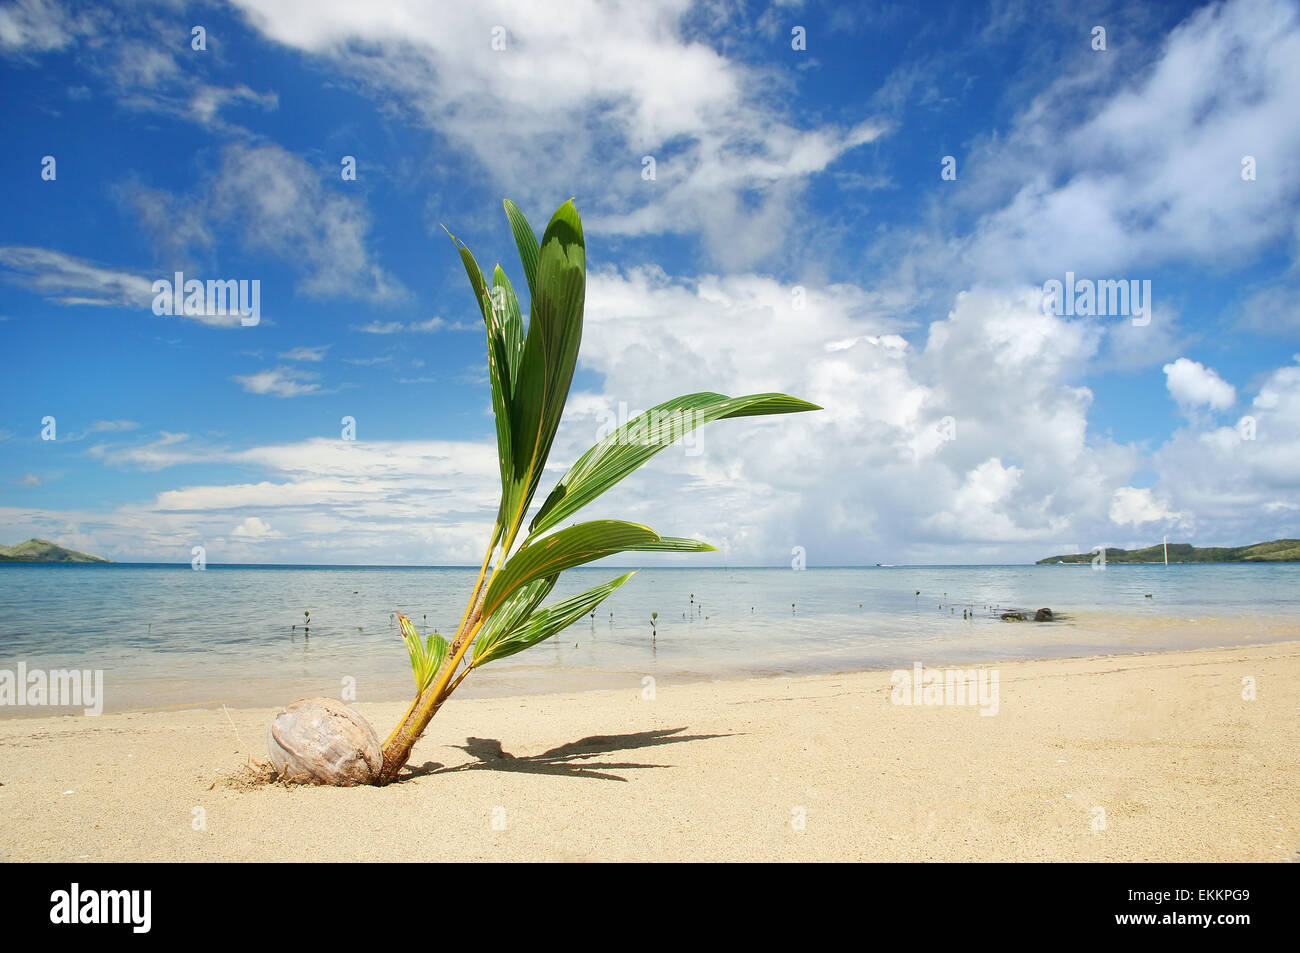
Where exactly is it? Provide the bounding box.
[1,0,1298,565]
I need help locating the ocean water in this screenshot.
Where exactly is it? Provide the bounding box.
[1,563,1298,714]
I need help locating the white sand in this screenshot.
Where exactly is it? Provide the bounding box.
[1,642,1297,862]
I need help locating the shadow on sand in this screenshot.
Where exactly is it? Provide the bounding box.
[396,726,730,782]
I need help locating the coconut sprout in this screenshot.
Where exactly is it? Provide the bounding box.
[267,198,819,785]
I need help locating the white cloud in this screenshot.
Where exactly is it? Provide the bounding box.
[232,366,321,398]
[13,473,41,487]
[59,419,141,443]
[87,419,138,433]
[352,317,450,334]
[113,144,403,304]
[209,143,405,301]
[1147,355,1300,541]
[229,0,888,267]
[187,83,278,125]
[353,321,404,335]
[546,273,1132,563]
[0,244,252,328]
[1163,357,1236,411]
[2,436,502,564]
[0,246,154,307]
[87,432,192,470]
[231,516,279,539]
[1109,486,1184,529]
[0,0,85,55]
[883,0,1300,315]
[280,345,330,362]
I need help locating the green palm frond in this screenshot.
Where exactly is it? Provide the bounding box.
[529,391,821,537]
[473,572,635,668]
[398,612,449,694]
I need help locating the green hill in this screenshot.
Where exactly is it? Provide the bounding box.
[0,538,111,563]
[1037,539,1300,564]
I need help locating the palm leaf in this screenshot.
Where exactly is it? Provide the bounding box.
[508,200,585,532]
[398,613,449,694]
[503,199,540,303]
[472,572,635,668]
[482,519,713,618]
[450,234,514,543]
[470,573,558,667]
[490,265,526,391]
[530,391,821,536]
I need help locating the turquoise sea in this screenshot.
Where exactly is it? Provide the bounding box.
[1,563,1298,714]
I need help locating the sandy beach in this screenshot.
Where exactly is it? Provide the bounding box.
[2,641,1297,863]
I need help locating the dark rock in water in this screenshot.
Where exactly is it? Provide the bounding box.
[1001,611,1026,621]
[1034,608,1054,621]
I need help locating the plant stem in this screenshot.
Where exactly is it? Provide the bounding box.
[377,496,537,784]
[377,605,485,784]
[377,521,504,784]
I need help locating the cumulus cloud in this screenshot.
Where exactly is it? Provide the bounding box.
[1163,357,1236,411]
[1109,486,1186,529]
[231,516,279,539]
[1148,355,1300,541]
[544,272,1133,563]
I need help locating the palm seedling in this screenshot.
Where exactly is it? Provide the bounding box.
[264,198,819,786]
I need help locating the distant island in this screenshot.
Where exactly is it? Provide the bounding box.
[1037,539,1300,564]
[0,538,111,563]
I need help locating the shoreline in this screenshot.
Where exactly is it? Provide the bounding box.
[2,639,1297,861]
[7,621,1300,717]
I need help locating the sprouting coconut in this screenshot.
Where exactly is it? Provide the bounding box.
[266,198,819,785]
[266,697,381,785]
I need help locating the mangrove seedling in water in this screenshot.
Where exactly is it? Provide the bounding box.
[265,198,819,786]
